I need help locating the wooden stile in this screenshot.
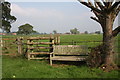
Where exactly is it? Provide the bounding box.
[26,36,60,60]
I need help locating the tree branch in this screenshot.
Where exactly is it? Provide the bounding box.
[101,0,108,6]
[112,26,120,37]
[94,0,105,10]
[78,0,102,13]
[116,5,120,16]
[90,16,100,23]
[101,0,113,8]
[88,0,94,7]
[108,1,120,11]
[94,1,99,9]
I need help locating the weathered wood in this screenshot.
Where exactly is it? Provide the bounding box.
[27,42,54,45]
[49,38,54,53]
[56,36,60,44]
[31,55,35,58]
[27,37,54,40]
[50,53,52,65]
[27,40,30,60]
[0,39,3,47]
[26,36,60,60]
[29,52,50,54]
[54,35,60,44]
[53,45,88,55]
[51,56,86,61]
[2,38,16,40]
[57,36,60,44]
[28,46,53,49]
[50,45,88,65]
[30,57,49,60]
[17,37,23,54]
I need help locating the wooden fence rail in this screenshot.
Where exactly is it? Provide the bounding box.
[1,36,119,56]
[26,36,60,60]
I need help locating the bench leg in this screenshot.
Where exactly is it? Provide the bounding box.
[50,53,52,65]
[50,59,52,66]
[28,53,30,60]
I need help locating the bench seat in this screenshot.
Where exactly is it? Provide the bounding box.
[51,56,87,61]
[50,45,88,65]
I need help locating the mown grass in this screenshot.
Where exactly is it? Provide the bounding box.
[2,56,119,78]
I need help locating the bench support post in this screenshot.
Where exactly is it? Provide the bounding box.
[50,53,52,65]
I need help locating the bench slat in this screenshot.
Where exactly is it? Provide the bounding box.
[53,45,88,55]
[51,56,87,61]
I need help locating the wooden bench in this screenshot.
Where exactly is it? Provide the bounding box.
[50,45,88,65]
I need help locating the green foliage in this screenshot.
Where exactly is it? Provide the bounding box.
[1,1,16,33]
[31,30,40,35]
[84,31,88,34]
[95,31,101,34]
[70,28,80,34]
[53,30,57,34]
[17,23,38,35]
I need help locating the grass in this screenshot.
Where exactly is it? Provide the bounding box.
[1,34,120,78]
[60,34,103,42]
[2,56,119,78]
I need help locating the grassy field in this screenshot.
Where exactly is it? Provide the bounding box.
[2,34,119,54]
[2,56,119,78]
[1,34,120,78]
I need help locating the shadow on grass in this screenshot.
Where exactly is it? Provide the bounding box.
[51,61,87,67]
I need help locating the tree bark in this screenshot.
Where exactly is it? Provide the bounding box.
[100,14,118,71]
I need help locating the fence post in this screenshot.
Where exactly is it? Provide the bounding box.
[17,37,23,55]
[57,36,60,45]
[27,39,31,60]
[0,39,2,47]
[49,38,53,53]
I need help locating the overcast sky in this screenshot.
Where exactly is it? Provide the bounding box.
[6,0,119,33]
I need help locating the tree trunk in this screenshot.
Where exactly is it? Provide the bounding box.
[101,14,118,71]
[87,14,118,71]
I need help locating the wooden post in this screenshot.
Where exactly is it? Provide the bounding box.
[57,36,60,45]
[54,35,60,45]
[27,39,30,60]
[49,38,53,53]
[17,37,23,55]
[50,53,52,65]
[0,39,3,47]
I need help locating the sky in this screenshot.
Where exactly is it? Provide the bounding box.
[6,0,119,33]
